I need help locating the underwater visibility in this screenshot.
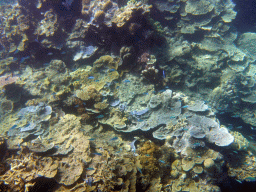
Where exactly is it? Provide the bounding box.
[1,0,256,191]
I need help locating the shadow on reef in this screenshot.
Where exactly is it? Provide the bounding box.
[28,178,58,192]
[218,175,256,192]
[216,111,256,144]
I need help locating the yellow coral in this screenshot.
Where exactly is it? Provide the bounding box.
[102,0,113,12]
[94,101,109,110]
[94,10,105,23]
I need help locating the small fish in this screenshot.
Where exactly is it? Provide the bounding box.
[88,76,94,79]
[4,76,10,81]
[158,89,166,93]
[88,138,95,141]
[20,56,30,63]
[142,92,149,95]
[47,52,53,55]
[116,86,120,89]
[93,153,102,156]
[130,139,137,152]
[85,175,93,187]
[159,160,165,164]
[233,151,238,154]
[170,116,176,119]
[227,125,233,129]
[231,114,240,118]
[10,125,17,129]
[43,63,50,66]
[86,167,95,171]
[163,70,166,78]
[249,136,254,140]
[181,105,189,108]
[61,51,66,54]
[109,69,115,72]
[251,127,256,130]
[219,112,225,114]
[236,179,242,184]
[236,126,243,129]
[74,105,79,108]
[110,137,118,141]
[14,49,19,54]
[94,79,99,82]
[123,80,131,83]
[96,114,104,119]
[135,108,149,116]
[145,154,150,157]
[12,57,18,61]
[137,119,144,122]
[193,143,201,147]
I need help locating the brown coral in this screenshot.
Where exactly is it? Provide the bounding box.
[94,101,109,110]
[76,85,102,103]
[93,55,119,71]
[94,10,105,23]
[102,0,113,12]
[137,141,162,187]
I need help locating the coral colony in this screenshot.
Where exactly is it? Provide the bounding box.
[0,0,256,191]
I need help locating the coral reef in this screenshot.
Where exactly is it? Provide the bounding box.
[0,0,256,191]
